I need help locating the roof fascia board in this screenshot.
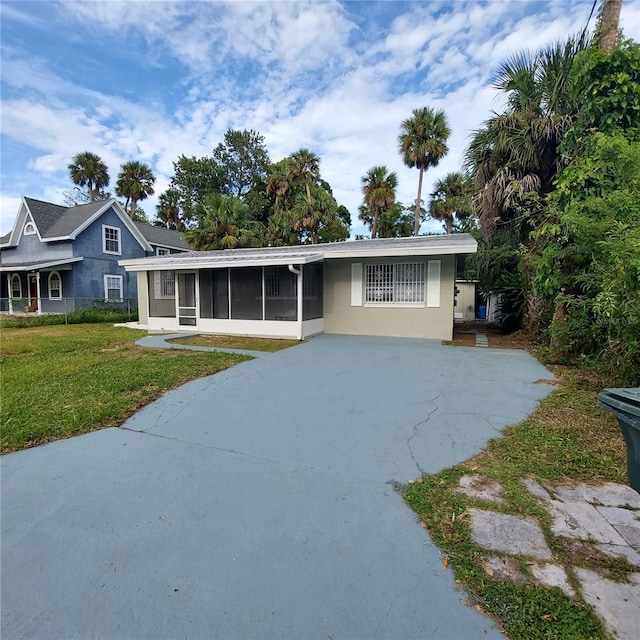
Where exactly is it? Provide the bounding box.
[323,244,477,259]
[119,253,324,272]
[151,242,190,252]
[5,198,30,247]
[0,256,84,273]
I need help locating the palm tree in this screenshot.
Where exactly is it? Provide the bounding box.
[155,189,184,230]
[185,193,263,250]
[68,151,110,202]
[399,107,451,235]
[116,161,156,217]
[466,37,585,236]
[290,182,337,245]
[429,172,472,234]
[287,148,320,207]
[265,161,291,214]
[360,166,398,239]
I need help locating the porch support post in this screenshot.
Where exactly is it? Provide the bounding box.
[296,268,303,341]
[288,264,303,341]
[36,272,42,315]
[7,274,13,314]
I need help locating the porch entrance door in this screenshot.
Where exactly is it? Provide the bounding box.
[29,274,38,311]
[177,272,197,327]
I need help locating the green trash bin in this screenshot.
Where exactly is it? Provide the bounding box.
[598,388,640,494]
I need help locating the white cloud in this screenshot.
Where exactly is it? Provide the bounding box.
[1,0,635,237]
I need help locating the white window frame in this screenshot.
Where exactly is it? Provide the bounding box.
[11,274,22,298]
[153,270,175,299]
[102,225,121,255]
[156,247,170,256]
[364,262,425,307]
[48,271,62,299]
[24,222,36,235]
[104,274,124,301]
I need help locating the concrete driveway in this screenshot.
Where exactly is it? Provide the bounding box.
[1,334,553,639]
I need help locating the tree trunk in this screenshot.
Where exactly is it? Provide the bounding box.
[446,217,452,234]
[414,167,424,236]
[371,209,379,239]
[88,182,95,202]
[598,0,622,52]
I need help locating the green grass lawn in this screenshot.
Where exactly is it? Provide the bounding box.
[169,334,300,352]
[0,323,249,453]
[403,364,627,640]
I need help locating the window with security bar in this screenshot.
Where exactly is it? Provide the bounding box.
[365,263,425,304]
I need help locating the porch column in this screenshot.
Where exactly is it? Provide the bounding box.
[7,274,13,314]
[297,268,303,341]
[36,272,42,316]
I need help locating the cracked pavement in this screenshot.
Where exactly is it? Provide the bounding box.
[1,334,553,639]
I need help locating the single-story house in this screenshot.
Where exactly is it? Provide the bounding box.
[0,197,190,314]
[120,234,477,341]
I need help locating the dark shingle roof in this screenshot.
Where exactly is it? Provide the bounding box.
[24,197,109,238]
[134,223,191,250]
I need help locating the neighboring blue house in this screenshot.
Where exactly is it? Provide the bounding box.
[0,197,190,314]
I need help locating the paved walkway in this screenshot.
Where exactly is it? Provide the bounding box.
[461,477,640,639]
[1,335,554,639]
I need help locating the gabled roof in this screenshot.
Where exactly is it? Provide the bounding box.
[26,198,107,238]
[120,233,477,272]
[1,197,153,252]
[134,223,191,251]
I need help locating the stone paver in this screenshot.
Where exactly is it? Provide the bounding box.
[457,475,504,503]
[596,543,640,567]
[469,508,553,560]
[469,476,640,635]
[548,500,628,545]
[522,477,552,501]
[529,563,575,597]
[575,569,640,640]
[550,482,640,509]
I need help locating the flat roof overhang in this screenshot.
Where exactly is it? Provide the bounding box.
[119,234,478,273]
[120,252,324,272]
[0,257,83,272]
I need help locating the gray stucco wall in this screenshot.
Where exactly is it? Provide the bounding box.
[323,255,456,341]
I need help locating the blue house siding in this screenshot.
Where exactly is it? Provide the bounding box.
[70,208,145,305]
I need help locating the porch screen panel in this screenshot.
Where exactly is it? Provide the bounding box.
[212,269,229,319]
[148,271,176,317]
[265,266,297,321]
[230,267,262,320]
[303,262,323,320]
[199,270,214,319]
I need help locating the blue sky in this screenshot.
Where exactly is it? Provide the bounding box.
[1,0,639,237]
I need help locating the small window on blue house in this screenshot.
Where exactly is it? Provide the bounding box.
[104,275,123,301]
[48,271,62,299]
[103,225,121,255]
[24,222,36,235]
[156,247,170,256]
[11,274,22,298]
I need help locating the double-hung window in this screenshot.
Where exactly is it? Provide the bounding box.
[48,271,62,299]
[365,262,425,304]
[11,274,22,299]
[103,225,121,255]
[104,275,123,301]
[153,270,175,299]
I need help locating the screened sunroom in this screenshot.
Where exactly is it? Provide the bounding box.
[126,250,325,340]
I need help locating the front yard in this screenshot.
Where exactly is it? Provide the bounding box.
[0,323,249,453]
